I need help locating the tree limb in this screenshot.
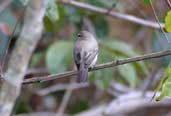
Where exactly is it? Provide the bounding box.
[23,49,171,84]
[165,0,171,10]
[0,1,48,116]
[75,91,171,116]
[57,0,164,29]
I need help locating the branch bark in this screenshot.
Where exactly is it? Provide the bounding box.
[75,91,171,116]
[0,1,48,116]
[165,0,171,10]
[23,49,171,84]
[57,0,164,29]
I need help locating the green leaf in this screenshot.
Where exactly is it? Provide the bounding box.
[93,16,108,39]
[29,52,45,68]
[143,0,150,5]
[69,100,89,114]
[118,64,137,88]
[46,0,59,22]
[101,40,148,74]
[44,4,65,32]
[94,69,113,89]
[46,41,73,74]
[156,76,171,101]
[154,63,171,101]
[165,11,171,32]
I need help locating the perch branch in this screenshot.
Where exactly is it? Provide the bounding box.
[23,49,171,84]
[57,0,164,29]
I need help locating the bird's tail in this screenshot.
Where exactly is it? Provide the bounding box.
[76,65,88,83]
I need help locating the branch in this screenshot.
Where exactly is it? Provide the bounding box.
[165,0,171,10]
[75,91,171,116]
[57,0,164,29]
[14,112,58,116]
[56,79,75,116]
[23,49,171,84]
[37,82,89,96]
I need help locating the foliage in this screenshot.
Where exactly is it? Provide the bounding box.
[45,0,59,22]
[46,41,73,74]
[3,0,170,114]
[69,100,90,114]
[154,63,171,101]
[143,0,151,5]
[164,11,171,32]
[29,51,45,68]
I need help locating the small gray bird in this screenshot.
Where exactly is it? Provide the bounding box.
[74,30,98,82]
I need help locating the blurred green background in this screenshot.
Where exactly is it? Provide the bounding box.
[0,0,171,115]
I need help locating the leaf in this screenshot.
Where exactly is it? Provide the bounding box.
[45,0,59,22]
[69,100,89,114]
[165,11,171,32]
[154,63,171,101]
[93,16,109,39]
[46,41,73,74]
[43,16,55,32]
[101,40,148,74]
[94,69,113,89]
[143,0,151,5]
[118,64,137,88]
[29,52,45,68]
[156,76,171,101]
[44,4,65,32]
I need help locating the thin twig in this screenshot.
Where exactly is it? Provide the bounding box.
[165,0,171,10]
[149,0,171,43]
[57,0,164,29]
[37,82,89,96]
[56,79,75,116]
[22,49,171,84]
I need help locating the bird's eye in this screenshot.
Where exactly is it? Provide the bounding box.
[77,33,82,37]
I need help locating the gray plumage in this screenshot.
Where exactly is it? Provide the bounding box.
[74,30,98,82]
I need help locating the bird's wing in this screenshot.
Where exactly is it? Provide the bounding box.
[84,48,98,69]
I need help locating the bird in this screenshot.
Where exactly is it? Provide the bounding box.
[74,30,98,82]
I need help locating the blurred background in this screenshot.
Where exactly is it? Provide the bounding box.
[0,0,171,116]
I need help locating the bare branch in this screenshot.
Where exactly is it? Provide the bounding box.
[165,0,171,10]
[14,112,58,116]
[22,49,171,84]
[56,79,75,116]
[75,91,171,116]
[57,0,164,29]
[37,83,89,96]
